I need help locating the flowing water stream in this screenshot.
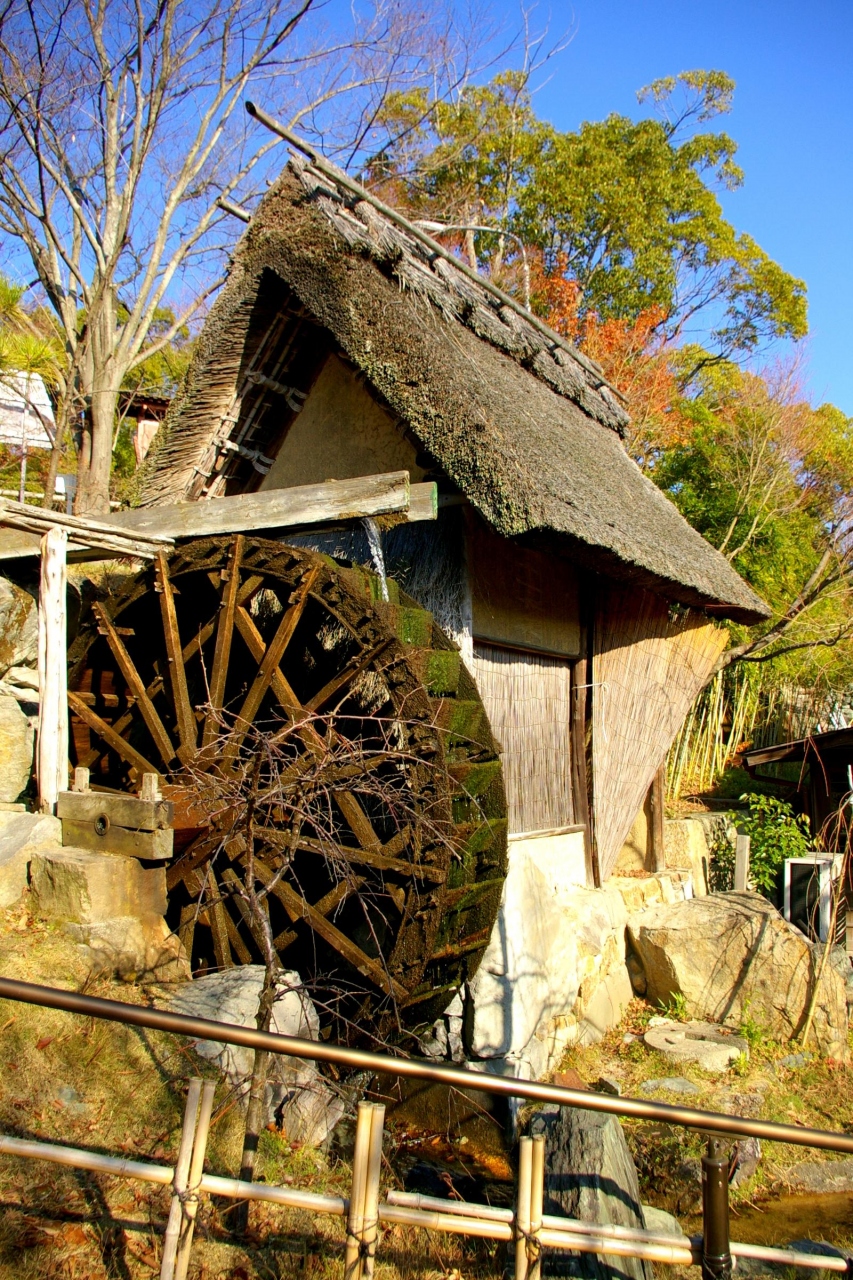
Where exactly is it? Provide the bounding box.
[362,517,389,601]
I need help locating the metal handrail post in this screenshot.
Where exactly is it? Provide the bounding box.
[701,1137,732,1280]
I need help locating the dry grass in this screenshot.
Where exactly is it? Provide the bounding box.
[554,998,853,1217]
[0,896,501,1280]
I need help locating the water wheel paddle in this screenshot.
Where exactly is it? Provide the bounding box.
[67,535,507,1042]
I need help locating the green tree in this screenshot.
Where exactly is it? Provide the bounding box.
[372,70,807,361]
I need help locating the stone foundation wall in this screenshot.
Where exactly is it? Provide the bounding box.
[448,833,696,1080]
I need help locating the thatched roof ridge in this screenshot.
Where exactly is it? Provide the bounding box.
[138,158,769,623]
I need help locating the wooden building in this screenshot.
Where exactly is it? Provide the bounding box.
[138,150,769,887]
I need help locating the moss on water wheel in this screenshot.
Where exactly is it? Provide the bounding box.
[67,535,507,1045]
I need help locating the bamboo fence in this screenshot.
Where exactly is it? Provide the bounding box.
[592,587,729,878]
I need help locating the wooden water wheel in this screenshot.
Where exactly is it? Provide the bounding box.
[67,535,507,1043]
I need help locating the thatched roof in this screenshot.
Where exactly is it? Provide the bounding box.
[139,154,769,624]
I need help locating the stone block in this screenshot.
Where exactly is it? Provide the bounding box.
[0,578,37,676]
[67,914,190,983]
[0,811,61,908]
[30,846,167,924]
[577,966,634,1046]
[468,837,630,1075]
[643,1019,748,1072]
[0,694,34,802]
[664,819,710,895]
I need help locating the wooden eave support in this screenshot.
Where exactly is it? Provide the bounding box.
[0,472,437,562]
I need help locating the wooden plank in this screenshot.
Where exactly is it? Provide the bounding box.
[93,602,178,767]
[202,535,244,751]
[57,790,173,831]
[37,526,68,810]
[273,875,407,1002]
[106,472,417,540]
[156,552,197,761]
[0,498,171,558]
[60,817,173,860]
[67,690,160,779]
[0,476,437,562]
[650,764,667,873]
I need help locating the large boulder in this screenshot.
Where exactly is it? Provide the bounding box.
[0,578,37,675]
[0,811,60,907]
[627,892,848,1056]
[169,967,345,1146]
[0,694,34,801]
[530,1104,652,1280]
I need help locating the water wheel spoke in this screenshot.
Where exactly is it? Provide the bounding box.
[306,639,392,711]
[225,566,320,764]
[202,535,245,751]
[294,834,446,883]
[206,866,247,967]
[92,603,177,767]
[177,902,198,955]
[232,602,390,859]
[155,552,198,761]
[273,877,359,950]
[68,690,160,779]
[272,875,407,1002]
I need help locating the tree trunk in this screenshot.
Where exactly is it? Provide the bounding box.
[75,382,118,515]
[233,967,278,1234]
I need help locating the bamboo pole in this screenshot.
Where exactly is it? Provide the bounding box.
[0,1129,849,1274]
[528,1134,545,1280]
[160,1079,202,1280]
[345,1101,374,1280]
[361,1103,386,1280]
[37,525,68,811]
[515,1136,533,1280]
[173,1079,216,1280]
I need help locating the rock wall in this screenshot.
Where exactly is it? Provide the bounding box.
[435,835,695,1079]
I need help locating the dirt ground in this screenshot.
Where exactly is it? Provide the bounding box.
[0,896,852,1279]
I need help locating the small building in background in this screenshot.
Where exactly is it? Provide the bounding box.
[0,372,54,449]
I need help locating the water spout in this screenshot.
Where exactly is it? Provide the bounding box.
[363,518,389,602]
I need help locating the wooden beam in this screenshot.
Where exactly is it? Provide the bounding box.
[0,475,437,562]
[155,552,198,761]
[0,498,172,560]
[104,472,427,540]
[37,526,68,811]
[649,764,667,873]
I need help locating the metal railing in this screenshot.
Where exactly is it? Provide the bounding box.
[0,976,850,1280]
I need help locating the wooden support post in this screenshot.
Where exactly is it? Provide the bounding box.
[361,1103,386,1280]
[345,1101,373,1280]
[735,835,750,892]
[72,766,89,793]
[37,526,68,812]
[528,1134,545,1280]
[160,1078,202,1280]
[515,1135,533,1280]
[650,764,667,873]
[173,1079,216,1280]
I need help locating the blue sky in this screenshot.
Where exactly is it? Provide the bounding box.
[486,0,853,412]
